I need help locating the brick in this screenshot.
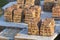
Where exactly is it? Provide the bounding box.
[13,8,23,23]
[52,5,60,19]
[39,18,55,36]
[4,6,15,22]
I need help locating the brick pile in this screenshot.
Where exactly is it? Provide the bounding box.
[40,18,55,36]
[28,22,40,35]
[4,0,41,23]
[13,8,23,23]
[4,0,42,36]
[24,6,41,35]
[52,4,60,19]
[24,6,41,24]
[4,6,15,22]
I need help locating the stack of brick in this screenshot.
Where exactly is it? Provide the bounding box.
[28,22,40,35]
[24,6,41,24]
[24,8,35,23]
[24,9,35,23]
[43,0,55,12]
[13,8,23,23]
[40,18,55,36]
[4,7,15,22]
[52,4,60,19]
[24,6,41,35]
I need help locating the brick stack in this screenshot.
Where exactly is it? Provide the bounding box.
[24,6,41,24]
[40,18,55,36]
[24,6,41,35]
[4,7,15,22]
[24,9,36,24]
[13,8,23,23]
[4,0,42,36]
[52,0,60,19]
[28,22,40,35]
[52,4,60,19]
[24,9,39,35]
[43,0,55,12]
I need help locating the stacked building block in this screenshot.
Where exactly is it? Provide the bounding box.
[52,4,60,19]
[28,22,39,35]
[4,7,15,22]
[24,9,36,24]
[40,18,55,36]
[4,0,41,23]
[13,8,23,23]
[24,6,41,35]
[43,0,55,12]
[24,6,41,24]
